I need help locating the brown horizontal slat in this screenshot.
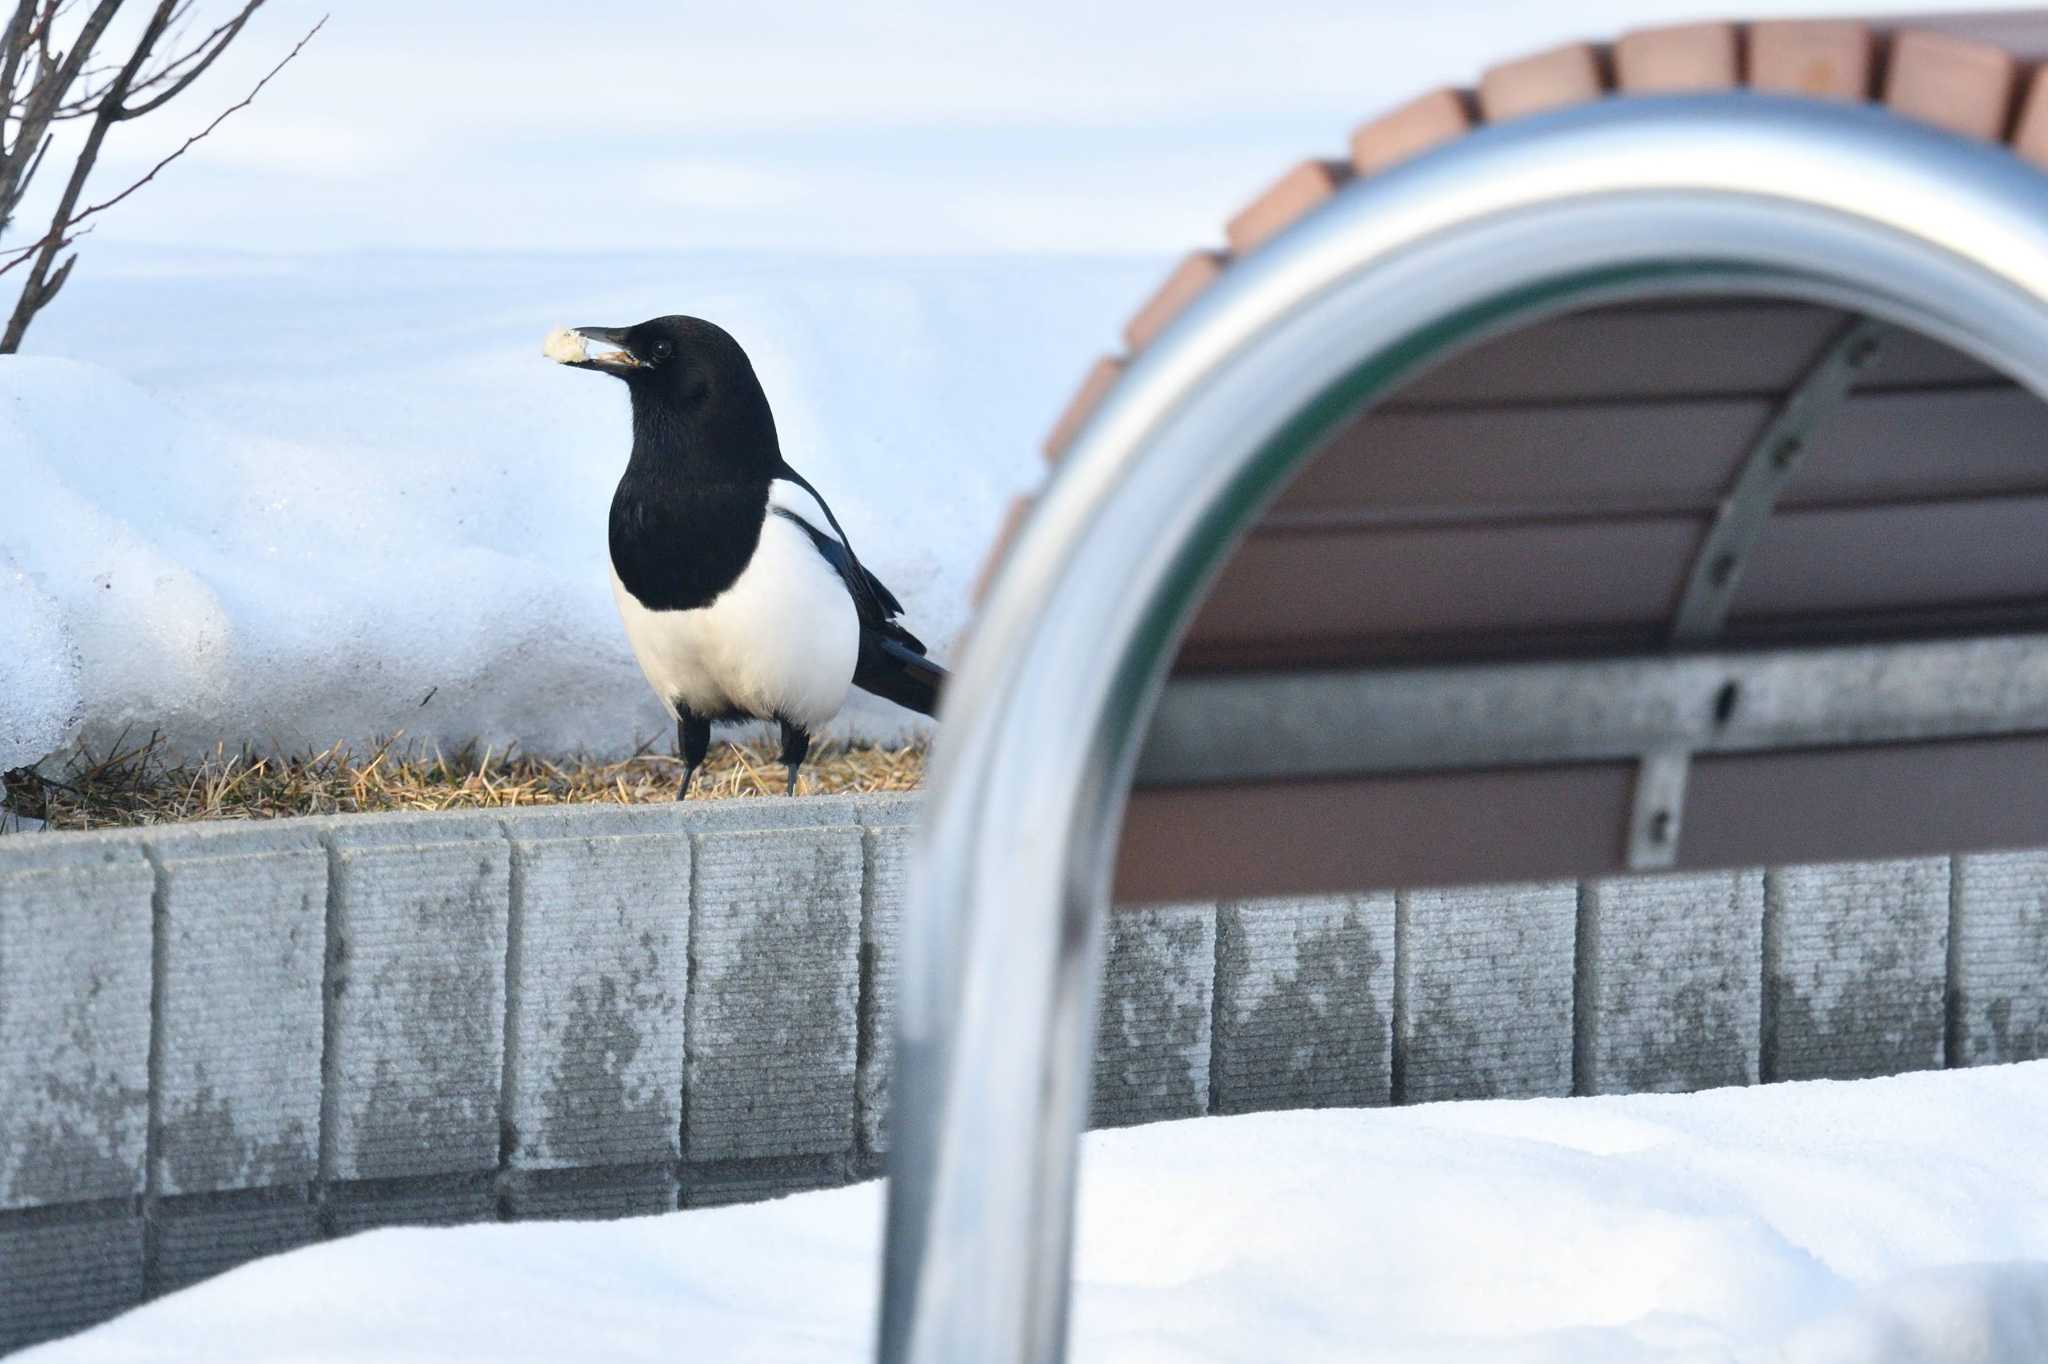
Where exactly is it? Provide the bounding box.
[1735,494,2048,621]
[1117,764,1636,902]
[1184,518,1695,660]
[1182,494,2048,666]
[1274,385,2048,521]
[1116,733,2048,902]
[1389,301,2001,406]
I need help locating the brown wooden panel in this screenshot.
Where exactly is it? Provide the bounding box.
[1737,495,2048,619]
[1274,385,2048,522]
[1182,518,1698,663]
[1184,495,2048,667]
[1116,734,2048,903]
[1389,301,2003,407]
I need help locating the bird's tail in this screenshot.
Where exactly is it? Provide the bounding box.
[856,636,947,717]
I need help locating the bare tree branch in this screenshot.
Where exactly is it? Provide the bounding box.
[0,2,318,350]
[117,0,258,118]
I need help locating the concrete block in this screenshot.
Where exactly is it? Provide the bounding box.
[0,1210,144,1354]
[1765,858,1948,1081]
[857,824,911,1156]
[1952,852,2048,1065]
[0,835,152,1210]
[1093,903,1215,1128]
[144,823,326,1194]
[502,1163,676,1221]
[681,1155,848,1209]
[324,814,508,1181]
[1579,871,1762,1094]
[1212,895,1394,1115]
[1398,882,1576,1102]
[685,826,863,1161]
[503,807,689,1170]
[323,1174,497,1236]
[851,793,920,829]
[153,1188,318,1295]
[677,793,885,834]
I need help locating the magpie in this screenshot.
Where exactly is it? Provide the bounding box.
[546,315,945,798]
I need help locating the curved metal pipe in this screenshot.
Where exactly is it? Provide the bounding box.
[878,94,2048,1364]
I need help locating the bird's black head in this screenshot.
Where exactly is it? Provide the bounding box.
[551,314,782,480]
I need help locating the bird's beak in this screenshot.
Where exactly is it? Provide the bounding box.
[544,325,642,374]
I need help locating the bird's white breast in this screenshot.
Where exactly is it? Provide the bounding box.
[610,507,859,730]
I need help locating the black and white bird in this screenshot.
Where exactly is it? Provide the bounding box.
[546,315,944,796]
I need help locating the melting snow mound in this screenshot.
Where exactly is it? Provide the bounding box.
[24,1062,2048,1363]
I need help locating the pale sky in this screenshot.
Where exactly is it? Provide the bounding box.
[12,0,2042,256]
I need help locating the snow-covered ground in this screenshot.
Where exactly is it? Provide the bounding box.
[28,1063,2048,1363]
[1,247,1162,769]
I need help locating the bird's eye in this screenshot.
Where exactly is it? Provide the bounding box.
[651,339,674,363]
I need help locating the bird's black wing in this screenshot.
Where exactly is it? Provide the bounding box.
[772,501,946,717]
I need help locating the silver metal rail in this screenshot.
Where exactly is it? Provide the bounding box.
[1137,632,2048,785]
[879,96,2048,1364]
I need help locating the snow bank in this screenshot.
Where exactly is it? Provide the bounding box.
[2,247,1161,769]
[29,1063,2048,1362]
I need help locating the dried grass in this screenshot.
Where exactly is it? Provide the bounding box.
[4,727,926,832]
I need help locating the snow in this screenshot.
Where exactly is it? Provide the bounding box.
[27,1063,2048,1363]
[1,247,1161,769]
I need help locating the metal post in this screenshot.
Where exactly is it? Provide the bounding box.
[878,96,2048,1364]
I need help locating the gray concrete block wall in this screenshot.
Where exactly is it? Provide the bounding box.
[685,824,863,1161]
[1577,871,1763,1095]
[145,823,327,1196]
[4,794,2048,1353]
[1093,903,1215,1127]
[0,1213,143,1347]
[501,807,690,1170]
[324,814,510,1182]
[1397,882,1578,1102]
[0,835,153,1212]
[1211,896,1394,1114]
[1764,858,1949,1082]
[154,1190,318,1295]
[857,822,911,1157]
[501,1162,677,1221]
[1952,852,2048,1066]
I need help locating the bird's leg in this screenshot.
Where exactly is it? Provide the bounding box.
[675,709,710,800]
[777,719,812,797]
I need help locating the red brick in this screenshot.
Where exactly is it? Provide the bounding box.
[1749,20,1874,100]
[1478,43,1605,122]
[1042,355,1125,464]
[1224,160,1348,254]
[1124,251,1227,353]
[1883,28,2019,141]
[971,496,1034,604]
[2015,66,2048,166]
[1615,21,1740,92]
[1350,88,1472,175]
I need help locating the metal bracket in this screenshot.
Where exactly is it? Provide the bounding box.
[1625,316,1888,869]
